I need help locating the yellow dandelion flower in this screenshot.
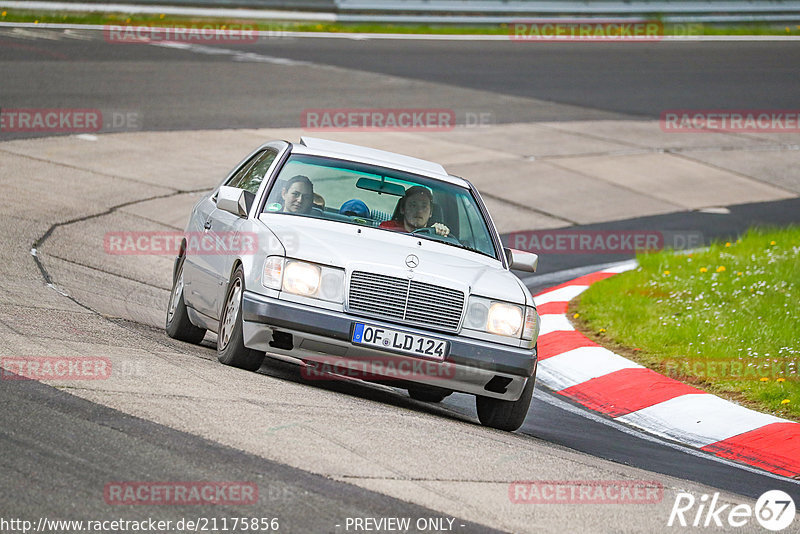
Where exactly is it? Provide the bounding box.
[663,270,670,275]
[573,313,580,319]
[699,267,707,273]
[736,272,743,276]
[599,328,606,333]
[725,242,731,247]
[770,240,776,245]
[1,11,6,16]
[777,378,786,383]
[759,377,769,382]
[159,13,165,18]
[716,266,726,272]
[34,19,38,24]
[781,399,790,405]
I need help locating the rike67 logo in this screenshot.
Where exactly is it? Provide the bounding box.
[668,490,795,531]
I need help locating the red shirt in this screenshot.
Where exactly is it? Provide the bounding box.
[379,219,406,232]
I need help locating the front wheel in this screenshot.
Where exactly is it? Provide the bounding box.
[475,375,534,431]
[217,266,265,371]
[165,257,207,344]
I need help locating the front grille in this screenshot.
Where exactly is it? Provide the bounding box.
[348,271,464,331]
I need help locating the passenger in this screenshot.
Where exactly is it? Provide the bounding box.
[281,175,315,214]
[339,199,370,218]
[379,186,450,236]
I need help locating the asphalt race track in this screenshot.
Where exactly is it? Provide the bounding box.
[1,28,799,533]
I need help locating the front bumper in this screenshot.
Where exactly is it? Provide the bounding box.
[241,291,537,401]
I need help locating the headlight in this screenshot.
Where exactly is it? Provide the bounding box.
[283,261,321,296]
[487,302,523,337]
[464,296,535,340]
[262,257,344,303]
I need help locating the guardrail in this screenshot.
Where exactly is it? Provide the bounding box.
[335,1,800,22]
[10,0,800,22]
[338,0,800,15]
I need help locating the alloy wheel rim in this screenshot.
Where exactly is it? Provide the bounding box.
[167,269,184,323]
[219,278,242,351]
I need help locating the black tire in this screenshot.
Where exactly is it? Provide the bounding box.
[217,266,265,371]
[165,256,207,344]
[476,374,535,431]
[407,385,451,403]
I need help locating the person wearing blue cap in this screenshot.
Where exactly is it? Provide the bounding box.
[339,199,370,218]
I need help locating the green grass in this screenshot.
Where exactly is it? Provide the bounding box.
[574,226,800,421]
[1,9,799,36]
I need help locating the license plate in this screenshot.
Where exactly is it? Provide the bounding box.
[352,323,448,360]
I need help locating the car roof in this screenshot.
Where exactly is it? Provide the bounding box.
[291,136,470,188]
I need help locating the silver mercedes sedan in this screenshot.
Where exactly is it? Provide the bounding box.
[166,137,540,431]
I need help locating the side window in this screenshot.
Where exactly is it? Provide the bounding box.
[225,149,278,194]
[225,153,260,189]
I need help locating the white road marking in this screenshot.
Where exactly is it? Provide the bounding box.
[534,284,588,305]
[538,313,574,335]
[533,387,800,486]
[616,394,788,448]
[149,41,315,67]
[539,346,643,390]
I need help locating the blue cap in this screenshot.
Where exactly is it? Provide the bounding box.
[339,199,370,217]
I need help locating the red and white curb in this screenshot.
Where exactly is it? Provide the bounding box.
[534,260,800,479]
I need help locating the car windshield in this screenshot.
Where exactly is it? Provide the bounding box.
[261,154,498,259]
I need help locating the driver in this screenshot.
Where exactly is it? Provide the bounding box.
[379,186,450,236]
[281,175,315,214]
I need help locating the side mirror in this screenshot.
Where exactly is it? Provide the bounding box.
[216,186,249,217]
[504,247,538,272]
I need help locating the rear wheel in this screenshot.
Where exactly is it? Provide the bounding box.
[407,385,451,403]
[217,266,265,371]
[476,375,534,431]
[165,257,206,344]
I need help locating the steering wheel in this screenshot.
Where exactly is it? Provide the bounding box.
[411,226,461,245]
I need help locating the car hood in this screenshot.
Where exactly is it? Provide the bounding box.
[260,214,530,305]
